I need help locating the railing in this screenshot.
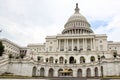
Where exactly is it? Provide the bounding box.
[9,57,120,67]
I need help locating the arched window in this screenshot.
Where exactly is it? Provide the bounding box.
[49,57,54,63]
[80,56,85,63]
[101,66,104,77]
[69,56,74,64]
[68,69,73,76]
[40,67,45,77]
[59,57,64,64]
[90,56,95,62]
[94,67,98,77]
[77,69,82,77]
[58,69,63,77]
[32,66,37,77]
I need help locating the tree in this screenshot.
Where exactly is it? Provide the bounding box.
[0,41,4,56]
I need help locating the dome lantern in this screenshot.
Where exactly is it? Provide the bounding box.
[75,3,79,14]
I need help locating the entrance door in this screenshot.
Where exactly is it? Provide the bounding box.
[32,66,37,77]
[58,68,73,77]
[48,68,54,77]
[86,68,91,77]
[95,67,98,77]
[77,69,82,77]
[40,68,45,77]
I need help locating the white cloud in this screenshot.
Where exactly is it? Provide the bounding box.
[94,15,120,41]
[0,0,120,46]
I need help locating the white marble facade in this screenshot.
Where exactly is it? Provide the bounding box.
[0,3,120,77]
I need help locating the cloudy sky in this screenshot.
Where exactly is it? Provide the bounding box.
[0,0,120,46]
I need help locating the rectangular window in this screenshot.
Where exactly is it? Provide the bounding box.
[49,46,52,51]
[100,45,103,51]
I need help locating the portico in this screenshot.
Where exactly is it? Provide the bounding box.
[58,37,95,52]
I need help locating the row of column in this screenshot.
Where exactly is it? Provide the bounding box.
[57,38,95,51]
[63,29,91,34]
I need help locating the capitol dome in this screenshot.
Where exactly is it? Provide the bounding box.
[62,3,94,34]
[68,12,87,22]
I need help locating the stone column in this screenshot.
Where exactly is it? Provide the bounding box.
[54,69,58,77]
[82,68,86,77]
[45,68,48,77]
[67,39,68,51]
[77,39,79,50]
[57,39,58,51]
[58,39,60,51]
[73,69,77,77]
[90,38,92,50]
[74,29,76,34]
[64,39,66,51]
[93,38,95,50]
[83,38,84,51]
[72,39,73,51]
[86,38,87,50]
[84,38,86,51]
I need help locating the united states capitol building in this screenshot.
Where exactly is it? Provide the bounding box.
[0,3,120,78]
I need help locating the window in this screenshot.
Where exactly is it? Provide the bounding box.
[49,57,54,63]
[59,57,64,64]
[100,45,103,50]
[80,56,85,63]
[90,56,95,62]
[49,46,52,51]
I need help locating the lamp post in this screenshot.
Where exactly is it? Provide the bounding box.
[98,55,104,80]
[98,55,102,79]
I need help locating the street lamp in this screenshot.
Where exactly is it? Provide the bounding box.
[98,55,104,80]
[98,55,101,79]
